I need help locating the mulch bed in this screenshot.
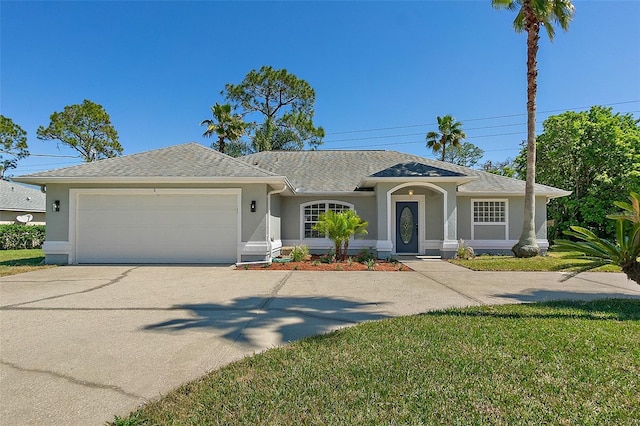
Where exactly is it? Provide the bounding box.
[240,255,412,271]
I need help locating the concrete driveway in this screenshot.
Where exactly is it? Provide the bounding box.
[1,262,639,425]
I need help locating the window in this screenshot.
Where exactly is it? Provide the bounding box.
[473,200,506,223]
[302,201,352,238]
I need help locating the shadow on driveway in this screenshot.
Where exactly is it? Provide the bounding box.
[142,296,389,346]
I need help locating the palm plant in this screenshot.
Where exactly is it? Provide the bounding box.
[492,0,574,258]
[554,192,640,284]
[312,210,368,261]
[200,103,246,155]
[425,115,466,162]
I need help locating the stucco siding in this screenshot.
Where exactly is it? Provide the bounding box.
[424,191,444,240]
[44,182,269,244]
[457,195,549,241]
[280,195,377,241]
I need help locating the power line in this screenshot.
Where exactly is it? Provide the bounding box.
[28,153,81,158]
[323,122,527,144]
[322,109,640,150]
[325,100,640,136]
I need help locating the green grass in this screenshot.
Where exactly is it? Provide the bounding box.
[450,250,622,272]
[114,299,640,425]
[0,249,53,276]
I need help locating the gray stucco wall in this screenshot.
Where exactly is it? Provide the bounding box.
[457,195,548,240]
[280,195,377,241]
[44,182,270,244]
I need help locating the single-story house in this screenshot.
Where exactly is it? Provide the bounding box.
[15,143,570,264]
[0,179,46,225]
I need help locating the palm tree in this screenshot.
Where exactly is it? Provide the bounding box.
[312,210,368,261]
[492,0,574,258]
[200,103,246,155]
[554,192,640,284]
[425,115,466,162]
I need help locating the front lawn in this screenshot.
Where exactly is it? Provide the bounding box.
[114,299,640,425]
[0,249,53,276]
[450,250,622,272]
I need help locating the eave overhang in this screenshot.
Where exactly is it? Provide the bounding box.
[457,189,572,199]
[13,175,293,189]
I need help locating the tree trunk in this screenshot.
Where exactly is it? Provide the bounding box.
[218,135,226,154]
[513,1,541,258]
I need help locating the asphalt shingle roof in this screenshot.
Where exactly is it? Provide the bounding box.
[19,143,277,179]
[241,150,570,197]
[0,180,46,212]
[15,144,570,198]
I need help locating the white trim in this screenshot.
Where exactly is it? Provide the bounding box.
[270,239,283,256]
[68,188,242,264]
[376,240,393,251]
[42,241,72,255]
[287,191,375,197]
[458,190,571,199]
[282,239,376,251]
[471,198,509,240]
[241,241,269,256]
[16,176,289,185]
[468,239,549,251]
[299,200,355,240]
[391,194,425,255]
[441,240,460,250]
[386,183,448,255]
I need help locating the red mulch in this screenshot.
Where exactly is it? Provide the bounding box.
[240,255,412,271]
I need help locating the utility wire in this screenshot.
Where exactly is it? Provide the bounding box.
[325,100,640,135]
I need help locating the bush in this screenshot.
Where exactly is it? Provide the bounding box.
[456,239,475,260]
[0,224,46,250]
[290,245,309,262]
[356,249,376,263]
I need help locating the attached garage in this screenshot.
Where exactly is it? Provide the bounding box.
[71,189,240,264]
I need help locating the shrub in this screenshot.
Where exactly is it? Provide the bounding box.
[0,224,46,250]
[555,192,640,284]
[320,248,336,264]
[356,249,376,263]
[290,245,309,262]
[365,259,378,271]
[456,239,475,260]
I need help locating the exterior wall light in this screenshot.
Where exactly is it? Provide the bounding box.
[250,200,256,212]
[53,200,60,212]
[408,189,414,197]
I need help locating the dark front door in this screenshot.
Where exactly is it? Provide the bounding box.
[396,201,418,253]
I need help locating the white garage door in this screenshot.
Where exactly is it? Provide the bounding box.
[75,190,238,264]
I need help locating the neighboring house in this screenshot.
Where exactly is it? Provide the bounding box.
[15,143,570,264]
[0,180,46,225]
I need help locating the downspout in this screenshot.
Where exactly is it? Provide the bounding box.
[266,184,287,262]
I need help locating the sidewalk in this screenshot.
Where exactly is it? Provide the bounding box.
[399,257,640,306]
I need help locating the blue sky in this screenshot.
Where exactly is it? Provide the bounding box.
[2,0,639,177]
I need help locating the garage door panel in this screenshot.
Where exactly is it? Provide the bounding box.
[76,193,238,264]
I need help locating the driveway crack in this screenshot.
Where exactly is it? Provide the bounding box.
[412,270,485,305]
[0,360,144,400]
[235,271,293,343]
[1,266,140,308]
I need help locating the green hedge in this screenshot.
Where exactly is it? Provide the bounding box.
[0,224,46,250]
